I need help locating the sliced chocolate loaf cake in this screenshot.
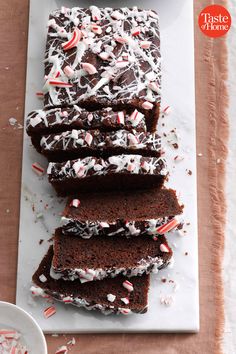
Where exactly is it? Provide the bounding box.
[61,188,183,238]
[26,107,147,152]
[40,129,162,162]
[48,154,167,196]
[43,6,161,131]
[32,246,150,315]
[52,228,172,282]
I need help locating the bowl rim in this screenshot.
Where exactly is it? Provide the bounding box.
[0,301,48,354]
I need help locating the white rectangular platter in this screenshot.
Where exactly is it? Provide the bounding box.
[16,0,199,332]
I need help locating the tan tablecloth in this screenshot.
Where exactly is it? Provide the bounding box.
[0,0,229,353]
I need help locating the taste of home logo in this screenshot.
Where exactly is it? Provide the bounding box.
[198,5,231,38]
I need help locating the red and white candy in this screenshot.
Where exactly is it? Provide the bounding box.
[121,297,130,305]
[140,41,151,49]
[162,105,172,115]
[160,243,170,253]
[55,345,68,354]
[117,111,125,125]
[156,218,179,235]
[91,24,102,35]
[32,162,45,176]
[63,296,73,303]
[81,62,97,75]
[63,65,75,78]
[148,81,159,93]
[69,199,80,208]
[119,308,131,315]
[62,28,81,50]
[122,280,134,292]
[48,80,73,88]
[114,36,128,44]
[128,133,139,146]
[142,101,154,110]
[131,28,141,36]
[44,306,56,319]
[85,132,93,146]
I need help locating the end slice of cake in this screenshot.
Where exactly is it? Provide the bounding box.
[32,246,150,315]
[47,154,167,196]
[61,188,183,238]
[52,228,173,282]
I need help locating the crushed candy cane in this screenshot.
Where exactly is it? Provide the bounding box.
[0,329,28,353]
[122,280,134,292]
[32,162,45,176]
[69,199,80,208]
[55,345,68,354]
[44,306,56,319]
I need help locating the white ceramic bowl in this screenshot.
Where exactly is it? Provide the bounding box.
[0,301,47,354]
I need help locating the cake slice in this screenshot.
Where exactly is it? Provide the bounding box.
[32,246,150,315]
[61,188,183,238]
[26,107,147,151]
[43,6,161,131]
[48,154,167,196]
[52,228,172,282]
[40,129,162,162]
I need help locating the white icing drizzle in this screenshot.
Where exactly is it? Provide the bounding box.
[44,7,161,108]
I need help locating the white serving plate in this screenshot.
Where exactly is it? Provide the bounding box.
[0,301,47,353]
[16,0,199,332]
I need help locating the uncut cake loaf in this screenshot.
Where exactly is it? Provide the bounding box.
[32,246,150,315]
[26,107,147,152]
[61,188,183,238]
[43,6,161,131]
[47,154,167,195]
[51,228,172,282]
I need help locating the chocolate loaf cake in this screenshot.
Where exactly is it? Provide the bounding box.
[61,188,183,238]
[43,6,161,131]
[52,228,172,282]
[48,154,167,196]
[32,246,150,315]
[40,129,162,162]
[26,107,147,151]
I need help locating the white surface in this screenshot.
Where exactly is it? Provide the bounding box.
[224,1,236,353]
[0,301,47,354]
[16,0,199,333]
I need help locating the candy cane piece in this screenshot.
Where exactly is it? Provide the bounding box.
[162,106,172,115]
[69,199,80,208]
[160,244,170,253]
[81,63,97,75]
[63,65,75,78]
[44,306,56,319]
[142,101,154,110]
[48,80,73,88]
[140,41,151,49]
[148,81,159,93]
[62,28,81,50]
[32,162,45,176]
[55,345,68,354]
[122,280,134,292]
[84,132,93,146]
[117,111,125,125]
[156,218,179,234]
[120,308,131,315]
